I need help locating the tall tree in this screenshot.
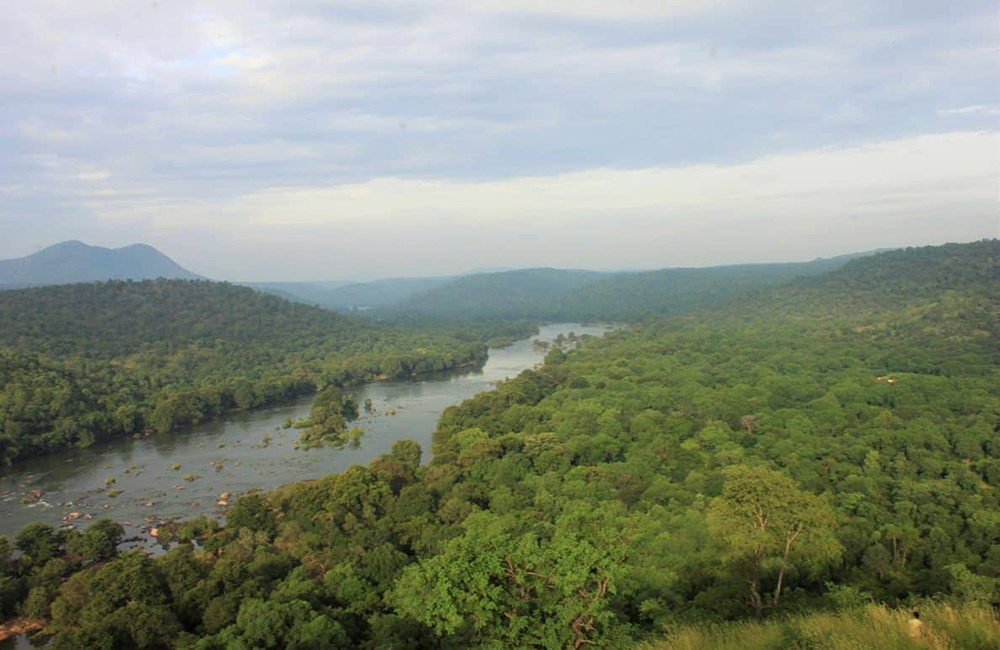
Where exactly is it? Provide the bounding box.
[707,466,842,618]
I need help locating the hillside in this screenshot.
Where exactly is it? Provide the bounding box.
[0,241,201,287]
[389,267,613,318]
[381,254,867,321]
[796,239,1000,305]
[241,281,351,305]
[0,280,489,463]
[550,253,867,321]
[0,280,373,359]
[316,276,454,311]
[4,240,997,648]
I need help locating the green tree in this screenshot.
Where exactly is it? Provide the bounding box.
[80,519,125,563]
[15,522,60,565]
[707,466,842,618]
[226,493,278,540]
[395,508,631,648]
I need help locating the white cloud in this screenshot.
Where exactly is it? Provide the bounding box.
[2,1,998,277]
[196,131,999,226]
[78,131,997,278]
[939,105,1000,116]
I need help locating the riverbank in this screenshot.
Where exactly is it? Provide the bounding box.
[0,323,612,541]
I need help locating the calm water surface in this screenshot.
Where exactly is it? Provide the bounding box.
[0,324,610,541]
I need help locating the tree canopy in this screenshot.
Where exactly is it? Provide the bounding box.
[0,280,511,464]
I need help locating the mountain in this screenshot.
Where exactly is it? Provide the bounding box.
[0,240,202,287]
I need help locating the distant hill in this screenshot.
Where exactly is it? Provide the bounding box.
[796,240,999,301]
[0,240,201,288]
[381,255,872,321]
[314,276,455,311]
[0,279,359,358]
[547,253,871,321]
[389,268,614,319]
[242,280,352,305]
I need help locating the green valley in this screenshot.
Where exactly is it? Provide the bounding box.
[0,240,996,648]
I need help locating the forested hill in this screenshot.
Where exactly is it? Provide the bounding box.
[0,279,372,359]
[797,238,1000,305]
[0,280,493,463]
[4,240,996,649]
[733,240,1000,373]
[383,253,865,320]
[389,268,613,318]
[549,253,863,321]
[240,281,351,305]
[0,240,201,288]
[314,276,454,311]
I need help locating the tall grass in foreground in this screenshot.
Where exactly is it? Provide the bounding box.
[639,603,999,650]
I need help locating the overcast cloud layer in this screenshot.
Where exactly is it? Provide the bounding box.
[1,1,997,280]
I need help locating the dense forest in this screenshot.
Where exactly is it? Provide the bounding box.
[0,280,510,464]
[0,240,996,648]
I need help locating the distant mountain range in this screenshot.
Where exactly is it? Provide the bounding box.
[1,240,884,322]
[370,254,877,320]
[257,254,873,320]
[246,277,458,310]
[310,276,455,310]
[240,281,352,305]
[0,240,202,288]
[388,268,614,318]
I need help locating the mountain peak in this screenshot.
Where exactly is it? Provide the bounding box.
[0,241,203,288]
[46,239,91,250]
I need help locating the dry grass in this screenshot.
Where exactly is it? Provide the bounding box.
[639,602,999,650]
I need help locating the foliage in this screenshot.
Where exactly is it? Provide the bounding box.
[1,240,997,648]
[71,519,126,564]
[15,523,61,564]
[296,385,363,449]
[395,507,632,649]
[0,279,492,464]
[707,466,841,618]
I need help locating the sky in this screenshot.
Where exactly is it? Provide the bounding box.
[0,1,997,281]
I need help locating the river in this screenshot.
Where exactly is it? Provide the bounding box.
[0,323,610,542]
